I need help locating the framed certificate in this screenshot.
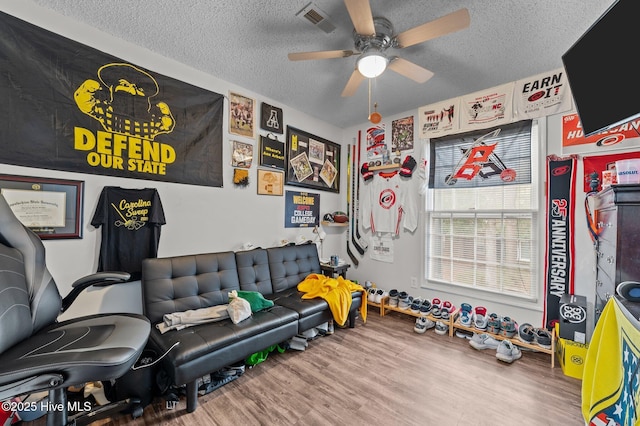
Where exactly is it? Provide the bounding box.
[0,174,84,239]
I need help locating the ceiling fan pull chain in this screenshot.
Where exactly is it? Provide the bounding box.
[368,78,371,117]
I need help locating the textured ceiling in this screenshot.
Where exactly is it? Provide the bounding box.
[28,0,613,128]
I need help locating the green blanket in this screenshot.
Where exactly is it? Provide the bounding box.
[237,290,274,312]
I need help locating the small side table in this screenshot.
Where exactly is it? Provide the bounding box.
[320,262,351,278]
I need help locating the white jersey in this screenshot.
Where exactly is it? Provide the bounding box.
[362,171,417,235]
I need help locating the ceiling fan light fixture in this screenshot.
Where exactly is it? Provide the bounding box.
[357,50,388,78]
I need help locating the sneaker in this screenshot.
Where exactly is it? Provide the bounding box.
[487,313,501,334]
[458,310,473,327]
[419,300,432,316]
[500,317,517,338]
[423,318,436,330]
[474,313,488,331]
[460,303,473,314]
[374,289,388,304]
[517,323,535,343]
[496,339,522,363]
[533,328,552,349]
[431,298,442,310]
[431,306,442,319]
[414,317,428,334]
[469,333,500,350]
[435,321,449,335]
[388,289,399,307]
[441,300,455,314]
[367,288,376,302]
[410,298,423,313]
[440,309,450,321]
[324,320,334,335]
[398,293,412,310]
[455,329,474,339]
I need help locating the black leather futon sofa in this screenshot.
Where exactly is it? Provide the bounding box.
[141,243,363,413]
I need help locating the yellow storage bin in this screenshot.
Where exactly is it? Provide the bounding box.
[555,324,589,380]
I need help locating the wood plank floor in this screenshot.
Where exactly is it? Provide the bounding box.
[27,311,584,425]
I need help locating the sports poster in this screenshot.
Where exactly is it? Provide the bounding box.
[391,116,415,153]
[512,68,573,120]
[284,190,319,228]
[0,12,224,187]
[459,83,514,132]
[366,124,387,163]
[418,98,460,138]
[561,112,640,155]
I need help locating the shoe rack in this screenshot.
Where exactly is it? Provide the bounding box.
[450,310,556,368]
[367,297,556,368]
[367,296,456,328]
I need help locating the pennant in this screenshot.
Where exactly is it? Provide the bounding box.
[513,68,573,120]
[418,98,460,138]
[459,82,515,132]
[543,155,577,329]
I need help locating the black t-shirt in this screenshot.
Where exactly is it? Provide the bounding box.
[91,187,166,280]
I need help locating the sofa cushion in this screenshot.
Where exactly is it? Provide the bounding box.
[148,305,298,384]
[142,252,240,324]
[235,248,273,295]
[268,287,328,318]
[266,244,321,293]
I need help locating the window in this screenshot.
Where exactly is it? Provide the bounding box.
[424,121,539,299]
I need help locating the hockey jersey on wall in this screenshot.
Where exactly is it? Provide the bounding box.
[91,186,166,280]
[361,171,417,235]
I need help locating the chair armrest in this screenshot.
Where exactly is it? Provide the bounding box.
[61,271,131,313]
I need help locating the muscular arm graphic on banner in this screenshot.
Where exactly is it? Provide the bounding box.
[74,63,175,140]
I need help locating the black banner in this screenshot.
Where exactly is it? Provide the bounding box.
[543,155,576,329]
[259,135,285,169]
[0,12,224,187]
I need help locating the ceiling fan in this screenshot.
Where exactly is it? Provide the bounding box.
[288,0,471,97]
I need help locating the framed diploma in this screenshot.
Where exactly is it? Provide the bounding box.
[0,174,84,239]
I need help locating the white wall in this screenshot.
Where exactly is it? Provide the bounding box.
[0,0,348,319]
[344,109,599,337]
[0,1,604,337]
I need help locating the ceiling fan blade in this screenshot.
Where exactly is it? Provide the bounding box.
[388,57,434,83]
[344,0,375,36]
[288,50,355,61]
[395,8,471,48]
[341,69,365,97]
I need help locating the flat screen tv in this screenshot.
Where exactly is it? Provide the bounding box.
[562,0,640,137]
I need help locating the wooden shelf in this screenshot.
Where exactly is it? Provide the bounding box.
[368,297,556,368]
[321,221,348,227]
[369,164,400,172]
[450,310,555,368]
[368,296,454,327]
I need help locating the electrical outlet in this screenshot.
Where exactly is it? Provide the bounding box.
[410,277,418,288]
